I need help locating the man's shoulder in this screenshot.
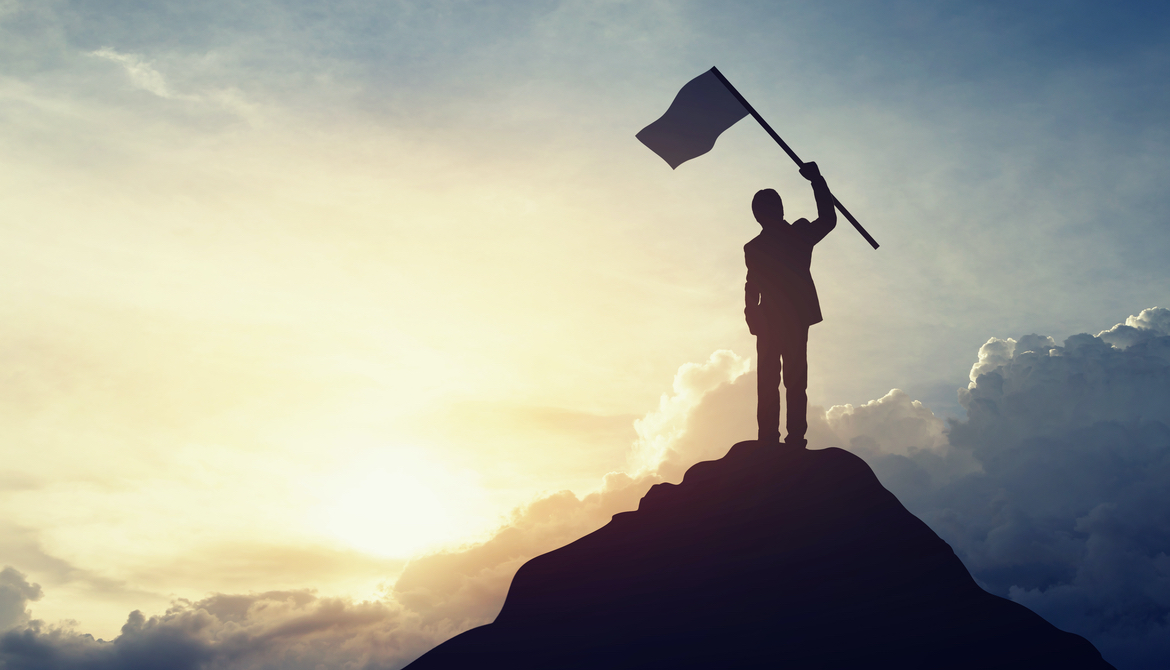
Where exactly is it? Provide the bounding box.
[744,234,765,252]
[787,219,821,246]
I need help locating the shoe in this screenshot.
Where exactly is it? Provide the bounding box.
[784,436,808,449]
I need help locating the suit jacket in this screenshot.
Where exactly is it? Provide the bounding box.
[744,177,836,327]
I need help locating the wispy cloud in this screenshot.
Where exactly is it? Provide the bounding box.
[88,48,173,99]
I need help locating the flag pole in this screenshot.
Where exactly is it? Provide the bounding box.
[709,67,879,250]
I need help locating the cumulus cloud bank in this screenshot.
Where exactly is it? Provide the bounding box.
[0,568,41,632]
[0,589,424,670]
[0,352,749,670]
[3,310,1168,669]
[842,307,1170,669]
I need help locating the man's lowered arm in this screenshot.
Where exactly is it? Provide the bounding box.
[744,260,762,335]
[801,161,837,244]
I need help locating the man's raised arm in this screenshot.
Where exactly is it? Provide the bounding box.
[800,161,836,244]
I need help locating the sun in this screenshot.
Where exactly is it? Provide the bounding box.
[310,447,495,558]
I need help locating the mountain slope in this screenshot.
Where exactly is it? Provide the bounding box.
[407,441,1113,669]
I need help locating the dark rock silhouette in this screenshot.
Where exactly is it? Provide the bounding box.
[406,442,1114,669]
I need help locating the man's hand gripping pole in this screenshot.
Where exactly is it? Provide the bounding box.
[709,67,879,250]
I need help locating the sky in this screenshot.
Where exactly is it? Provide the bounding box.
[1,1,1168,668]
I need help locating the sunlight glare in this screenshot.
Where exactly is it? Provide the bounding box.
[310,446,495,558]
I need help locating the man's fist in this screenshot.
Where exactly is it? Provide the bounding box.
[745,304,763,336]
[799,161,822,181]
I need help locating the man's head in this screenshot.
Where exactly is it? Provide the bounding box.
[752,189,784,227]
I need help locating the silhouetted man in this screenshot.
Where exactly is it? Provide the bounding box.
[745,162,836,448]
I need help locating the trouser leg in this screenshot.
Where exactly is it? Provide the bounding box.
[782,326,810,442]
[756,332,781,445]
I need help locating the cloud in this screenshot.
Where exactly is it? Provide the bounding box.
[365,351,755,664]
[88,48,173,99]
[605,307,1170,668]
[386,310,1170,669]
[1096,305,1170,349]
[5,309,1168,669]
[393,471,655,632]
[0,590,425,670]
[0,568,42,631]
[391,352,755,649]
[0,351,750,669]
[830,307,1170,669]
[626,350,752,476]
[0,474,664,669]
[811,389,982,508]
[824,389,948,457]
[82,46,265,124]
[0,523,139,605]
[397,305,1168,668]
